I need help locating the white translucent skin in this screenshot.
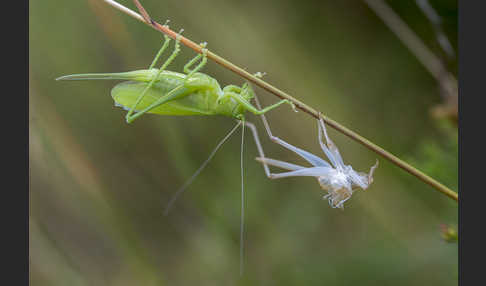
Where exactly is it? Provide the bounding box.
[250,96,378,209]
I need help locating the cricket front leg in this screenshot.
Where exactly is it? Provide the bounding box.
[222,91,294,116]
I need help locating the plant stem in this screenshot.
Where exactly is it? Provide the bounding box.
[101,0,458,202]
[362,0,457,101]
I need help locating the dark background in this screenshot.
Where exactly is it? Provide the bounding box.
[29,0,457,284]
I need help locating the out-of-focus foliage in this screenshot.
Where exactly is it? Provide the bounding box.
[407,120,458,191]
[30,0,457,285]
[440,224,458,243]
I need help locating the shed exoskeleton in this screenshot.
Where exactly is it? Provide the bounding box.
[251,105,379,209]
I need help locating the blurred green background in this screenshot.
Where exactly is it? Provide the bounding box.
[29,0,458,285]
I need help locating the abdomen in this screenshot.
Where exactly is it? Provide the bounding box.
[111,81,218,116]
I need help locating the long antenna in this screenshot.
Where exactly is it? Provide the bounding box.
[240,120,245,276]
[164,121,242,215]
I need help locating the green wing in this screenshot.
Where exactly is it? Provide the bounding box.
[111,81,216,116]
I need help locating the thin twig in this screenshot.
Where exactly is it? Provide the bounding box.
[101,0,458,202]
